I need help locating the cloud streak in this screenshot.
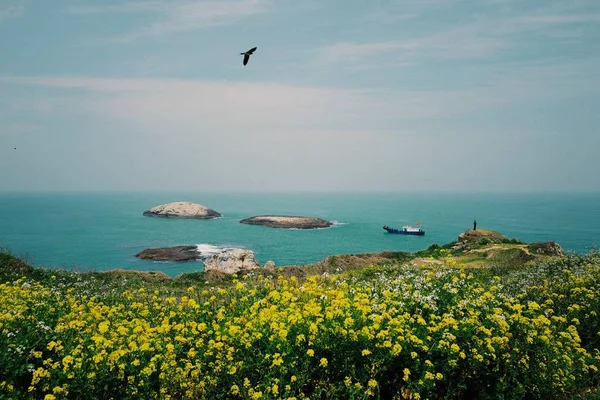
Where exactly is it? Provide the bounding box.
[317,2,600,69]
[0,0,25,21]
[69,0,270,43]
[315,24,507,68]
[3,60,598,138]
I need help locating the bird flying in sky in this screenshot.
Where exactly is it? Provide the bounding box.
[241,47,257,66]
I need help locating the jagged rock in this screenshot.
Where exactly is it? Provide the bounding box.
[143,201,221,219]
[263,260,276,271]
[240,215,332,229]
[528,241,565,257]
[203,249,260,274]
[136,246,200,261]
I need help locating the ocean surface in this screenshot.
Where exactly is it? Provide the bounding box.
[0,192,598,277]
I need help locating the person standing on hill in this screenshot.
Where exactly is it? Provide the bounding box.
[473,219,477,231]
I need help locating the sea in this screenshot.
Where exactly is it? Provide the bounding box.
[0,192,598,277]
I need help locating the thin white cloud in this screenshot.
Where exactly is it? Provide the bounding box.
[69,0,270,44]
[316,23,506,67]
[316,41,418,64]
[0,0,25,21]
[317,6,600,69]
[517,14,600,24]
[0,123,38,135]
[2,61,598,135]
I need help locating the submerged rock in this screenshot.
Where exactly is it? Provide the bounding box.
[143,201,221,219]
[240,215,332,229]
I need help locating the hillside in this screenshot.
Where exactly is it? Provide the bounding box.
[1,232,599,399]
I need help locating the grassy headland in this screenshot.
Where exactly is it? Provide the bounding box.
[1,231,599,399]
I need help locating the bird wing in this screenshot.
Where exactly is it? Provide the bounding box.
[247,47,257,54]
[243,54,250,65]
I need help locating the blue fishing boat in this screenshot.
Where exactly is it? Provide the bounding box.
[383,225,425,236]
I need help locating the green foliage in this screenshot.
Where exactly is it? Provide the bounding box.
[478,237,492,246]
[501,238,525,245]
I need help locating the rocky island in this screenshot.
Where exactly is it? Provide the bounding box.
[143,201,221,219]
[240,215,332,229]
[136,246,201,261]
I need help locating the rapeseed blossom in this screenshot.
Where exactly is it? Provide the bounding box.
[1,252,599,398]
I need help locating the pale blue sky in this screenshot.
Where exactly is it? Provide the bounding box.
[1,0,599,191]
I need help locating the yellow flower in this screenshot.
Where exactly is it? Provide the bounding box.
[362,349,371,356]
[98,321,109,334]
[230,385,240,395]
[319,358,328,367]
[368,379,377,388]
[307,349,315,357]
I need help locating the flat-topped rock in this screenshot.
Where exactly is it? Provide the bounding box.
[240,215,332,229]
[136,245,200,261]
[143,201,221,219]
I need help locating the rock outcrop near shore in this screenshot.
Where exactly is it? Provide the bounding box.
[136,246,200,261]
[240,216,332,229]
[135,245,260,274]
[458,229,506,244]
[143,202,221,219]
[528,241,565,257]
[203,249,260,274]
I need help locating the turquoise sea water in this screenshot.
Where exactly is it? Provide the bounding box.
[0,192,599,277]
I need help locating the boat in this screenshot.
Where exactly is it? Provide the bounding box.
[383,225,425,236]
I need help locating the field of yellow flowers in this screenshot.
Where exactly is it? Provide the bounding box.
[1,250,599,399]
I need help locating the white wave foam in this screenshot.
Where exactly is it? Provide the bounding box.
[331,220,347,227]
[195,244,223,256]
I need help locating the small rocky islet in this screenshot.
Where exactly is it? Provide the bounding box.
[239,215,332,229]
[143,201,221,219]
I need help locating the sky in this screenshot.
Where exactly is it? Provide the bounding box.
[1,0,599,192]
